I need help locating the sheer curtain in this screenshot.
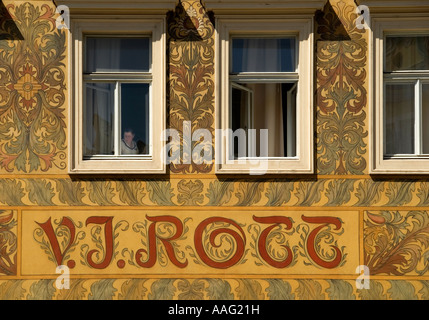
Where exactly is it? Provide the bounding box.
[85,83,114,156]
[423,84,429,154]
[232,38,295,73]
[238,39,280,72]
[385,36,429,71]
[84,38,122,156]
[85,37,121,72]
[231,38,297,157]
[385,84,415,155]
[249,83,285,157]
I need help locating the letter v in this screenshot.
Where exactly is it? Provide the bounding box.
[37,217,76,266]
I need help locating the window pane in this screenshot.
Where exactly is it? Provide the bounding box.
[232,38,296,73]
[85,37,150,73]
[423,84,429,154]
[84,83,115,156]
[231,84,252,158]
[385,36,429,71]
[120,83,150,155]
[231,82,297,158]
[385,84,415,155]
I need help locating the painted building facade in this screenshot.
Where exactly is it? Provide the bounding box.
[0,0,429,299]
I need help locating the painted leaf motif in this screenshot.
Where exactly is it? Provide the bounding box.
[118,279,147,300]
[206,180,234,206]
[357,280,387,300]
[235,182,265,206]
[296,280,325,300]
[88,279,117,300]
[326,279,355,300]
[177,279,205,300]
[0,210,17,276]
[235,279,264,300]
[364,211,429,276]
[354,180,384,206]
[25,179,55,205]
[116,180,145,206]
[86,180,116,206]
[385,181,416,206]
[56,279,87,300]
[27,279,56,300]
[0,2,67,173]
[315,1,368,175]
[0,179,24,205]
[205,279,234,300]
[56,179,86,206]
[168,1,215,174]
[419,281,429,299]
[0,280,25,300]
[265,181,294,206]
[388,280,418,300]
[265,279,295,300]
[146,180,175,206]
[148,279,177,300]
[417,182,429,206]
[177,180,204,205]
[324,179,356,206]
[294,180,326,206]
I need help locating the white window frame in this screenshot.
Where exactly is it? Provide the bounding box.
[69,18,166,174]
[371,17,429,174]
[215,17,314,174]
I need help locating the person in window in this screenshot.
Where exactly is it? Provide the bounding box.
[121,128,139,155]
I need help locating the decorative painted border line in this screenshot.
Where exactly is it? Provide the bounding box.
[0,278,427,300]
[0,178,427,207]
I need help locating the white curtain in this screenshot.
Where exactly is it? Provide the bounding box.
[385,36,429,71]
[239,39,281,72]
[422,84,429,154]
[385,84,415,155]
[84,38,122,156]
[86,37,121,72]
[232,38,297,157]
[248,83,284,157]
[85,83,114,156]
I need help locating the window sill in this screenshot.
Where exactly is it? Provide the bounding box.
[371,158,429,174]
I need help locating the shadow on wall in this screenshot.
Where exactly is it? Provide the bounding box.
[315,0,352,41]
[0,1,24,40]
[167,0,209,42]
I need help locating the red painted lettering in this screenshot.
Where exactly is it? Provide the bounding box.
[194,217,246,269]
[36,217,76,267]
[301,215,343,269]
[253,215,294,268]
[85,216,114,269]
[135,215,188,268]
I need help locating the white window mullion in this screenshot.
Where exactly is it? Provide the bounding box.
[230,73,299,83]
[383,79,387,156]
[114,81,120,156]
[415,79,422,155]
